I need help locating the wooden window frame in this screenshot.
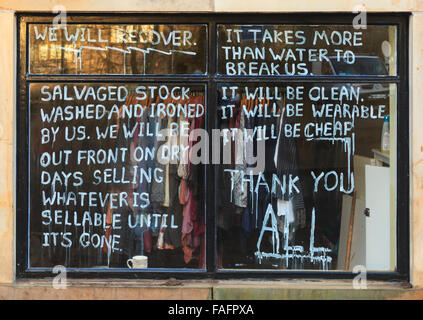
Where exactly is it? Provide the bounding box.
[16,13,410,282]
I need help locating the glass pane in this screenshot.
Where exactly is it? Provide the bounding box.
[215,82,396,271]
[217,25,397,76]
[29,83,206,269]
[29,24,207,75]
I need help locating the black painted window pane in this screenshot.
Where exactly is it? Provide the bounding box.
[215,82,396,271]
[217,25,397,76]
[29,83,206,269]
[29,24,207,75]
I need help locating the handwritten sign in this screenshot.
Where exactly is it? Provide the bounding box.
[217,25,396,76]
[26,22,397,271]
[29,24,207,74]
[216,82,393,270]
[29,82,206,268]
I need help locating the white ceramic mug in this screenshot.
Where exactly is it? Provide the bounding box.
[127,255,148,269]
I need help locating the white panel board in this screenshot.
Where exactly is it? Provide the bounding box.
[365,165,390,271]
[349,198,366,270]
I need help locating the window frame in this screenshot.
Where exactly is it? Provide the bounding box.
[16,12,410,281]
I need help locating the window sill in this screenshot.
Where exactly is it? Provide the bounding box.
[0,278,419,299]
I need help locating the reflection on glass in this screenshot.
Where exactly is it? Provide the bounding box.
[217,25,397,76]
[329,56,388,76]
[216,82,396,271]
[29,24,207,75]
[29,83,206,269]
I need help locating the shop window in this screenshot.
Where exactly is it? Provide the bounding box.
[16,14,409,280]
